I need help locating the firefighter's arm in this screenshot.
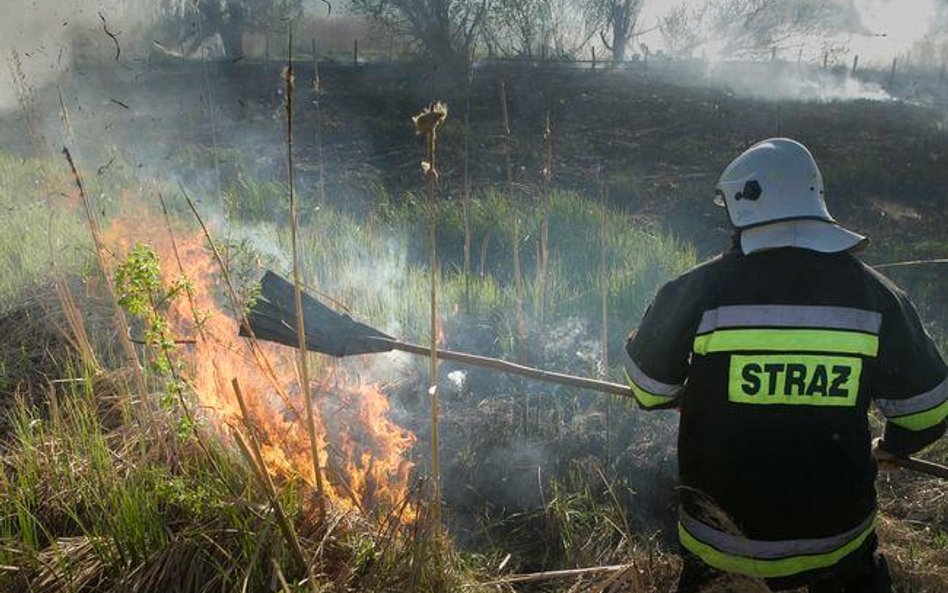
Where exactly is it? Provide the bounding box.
[624,278,698,411]
[872,292,947,457]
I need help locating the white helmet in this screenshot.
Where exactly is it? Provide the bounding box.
[715,138,866,255]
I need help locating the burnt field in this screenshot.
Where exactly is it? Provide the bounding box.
[0,56,947,592]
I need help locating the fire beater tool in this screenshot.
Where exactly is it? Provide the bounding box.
[240,270,948,481]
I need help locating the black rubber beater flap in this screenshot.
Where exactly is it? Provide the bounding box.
[239,270,394,357]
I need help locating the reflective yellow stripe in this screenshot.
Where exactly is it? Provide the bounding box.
[889,399,948,431]
[728,355,862,407]
[624,370,677,409]
[693,329,879,357]
[678,518,877,579]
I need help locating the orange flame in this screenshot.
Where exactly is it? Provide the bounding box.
[102,208,416,521]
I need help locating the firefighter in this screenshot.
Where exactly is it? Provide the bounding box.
[624,138,947,593]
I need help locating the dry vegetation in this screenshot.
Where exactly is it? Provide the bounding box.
[0,56,946,593]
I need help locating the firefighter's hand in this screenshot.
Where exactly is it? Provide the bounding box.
[872,437,899,471]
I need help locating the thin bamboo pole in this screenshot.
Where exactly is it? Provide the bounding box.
[285,28,328,508]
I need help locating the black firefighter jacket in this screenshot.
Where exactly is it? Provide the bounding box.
[624,246,947,585]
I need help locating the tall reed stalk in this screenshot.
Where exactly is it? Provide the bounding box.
[462,49,475,289]
[413,101,448,535]
[536,111,553,325]
[599,175,612,463]
[231,379,311,581]
[61,147,144,397]
[499,80,527,363]
[312,37,327,207]
[285,29,328,509]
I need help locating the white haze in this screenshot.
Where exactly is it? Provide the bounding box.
[0,0,160,111]
[638,0,946,66]
[2,0,946,110]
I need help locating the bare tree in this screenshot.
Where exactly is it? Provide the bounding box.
[545,0,601,58]
[659,3,709,59]
[587,0,646,63]
[158,0,303,58]
[349,0,491,62]
[481,0,598,59]
[483,0,546,57]
[659,0,860,61]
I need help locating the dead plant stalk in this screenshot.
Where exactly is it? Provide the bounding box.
[499,80,527,364]
[231,379,312,587]
[537,110,553,325]
[61,146,144,394]
[600,177,611,461]
[285,29,329,508]
[412,101,448,535]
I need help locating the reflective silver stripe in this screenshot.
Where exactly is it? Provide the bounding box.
[625,358,681,397]
[875,376,948,417]
[697,306,882,335]
[680,508,876,560]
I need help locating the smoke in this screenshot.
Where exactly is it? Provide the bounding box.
[0,1,159,112]
[643,0,947,67]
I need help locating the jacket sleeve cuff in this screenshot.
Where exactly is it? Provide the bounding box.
[882,420,947,457]
[625,359,683,410]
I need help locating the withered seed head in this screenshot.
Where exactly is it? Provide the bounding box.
[281,66,295,89]
[412,101,448,137]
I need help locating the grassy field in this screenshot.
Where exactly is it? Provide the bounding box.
[0,58,946,592]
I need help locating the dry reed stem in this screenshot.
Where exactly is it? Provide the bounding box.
[182,191,377,511]
[272,558,294,593]
[61,146,146,400]
[312,37,327,206]
[231,379,314,589]
[52,278,98,370]
[536,110,553,325]
[498,80,527,364]
[482,563,633,586]
[155,192,250,497]
[181,192,302,424]
[462,48,475,282]
[284,27,329,511]
[413,101,447,537]
[600,176,612,461]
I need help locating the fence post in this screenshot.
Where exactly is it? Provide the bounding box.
[851,54,859,76]
[888,57,897,89]
[591,46,596,71]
